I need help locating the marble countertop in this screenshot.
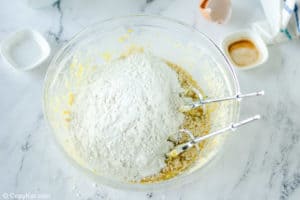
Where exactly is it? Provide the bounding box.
[1,0,300,199]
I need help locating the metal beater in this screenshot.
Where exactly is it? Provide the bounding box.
[167,88,264,158]
[180,88,264,112]
[167,115,260,158]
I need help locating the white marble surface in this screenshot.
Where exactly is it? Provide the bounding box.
[1,0,300,199]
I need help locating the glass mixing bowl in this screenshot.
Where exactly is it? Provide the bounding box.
[43,15,240,190]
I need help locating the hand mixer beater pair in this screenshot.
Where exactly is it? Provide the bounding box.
[167,88,264,158]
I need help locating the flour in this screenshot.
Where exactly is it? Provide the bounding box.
[69,53,185,181]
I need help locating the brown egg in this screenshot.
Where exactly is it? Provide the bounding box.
[199,0,232,24]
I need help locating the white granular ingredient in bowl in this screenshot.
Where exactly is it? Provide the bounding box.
[69,53,185,181]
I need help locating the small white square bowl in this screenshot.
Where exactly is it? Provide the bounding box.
[0,29,51,71]
[221,30,269,70]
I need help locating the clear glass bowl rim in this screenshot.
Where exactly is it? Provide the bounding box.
[43,14,241,191]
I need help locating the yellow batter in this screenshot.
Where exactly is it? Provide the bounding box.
[140,61,211,183]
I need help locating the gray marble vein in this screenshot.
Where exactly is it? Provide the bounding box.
[48,0,64,42]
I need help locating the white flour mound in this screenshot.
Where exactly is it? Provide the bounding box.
[70,53,184,181]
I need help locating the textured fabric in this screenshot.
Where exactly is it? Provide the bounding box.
[253,0,300,44]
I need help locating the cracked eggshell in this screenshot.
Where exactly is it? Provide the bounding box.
[199,0,232,24]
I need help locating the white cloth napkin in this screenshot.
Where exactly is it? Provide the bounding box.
[252,0,300,44]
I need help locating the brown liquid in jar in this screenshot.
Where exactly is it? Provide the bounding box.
[228,39,259,67]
